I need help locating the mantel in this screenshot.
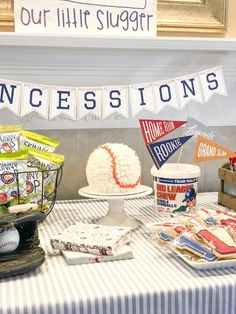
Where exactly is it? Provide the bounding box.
[1,33,236,51]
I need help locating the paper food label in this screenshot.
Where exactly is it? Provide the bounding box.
[153,176,199,215]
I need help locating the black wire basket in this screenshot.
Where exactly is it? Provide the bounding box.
[1,165,63,216]
[0,166,63,278]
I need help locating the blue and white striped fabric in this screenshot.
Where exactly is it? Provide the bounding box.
[1,192,236,314]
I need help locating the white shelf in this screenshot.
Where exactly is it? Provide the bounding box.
[1,32,236,51]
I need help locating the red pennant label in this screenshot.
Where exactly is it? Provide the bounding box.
[139,119,186,144]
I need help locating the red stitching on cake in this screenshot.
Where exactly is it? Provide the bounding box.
[101,144,140,189]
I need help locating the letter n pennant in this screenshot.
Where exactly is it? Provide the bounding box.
[148,135,193,169]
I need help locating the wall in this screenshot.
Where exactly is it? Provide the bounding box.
[40,126,236,200]
[226,0,236,38]
[1,35,236,200]
[1,2,236,200]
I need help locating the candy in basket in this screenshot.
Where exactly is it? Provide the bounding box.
[0,127,64,277]
[14,165,63,215]
[0,149,64,277]
[0,147,64,216]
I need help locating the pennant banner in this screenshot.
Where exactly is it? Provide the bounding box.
[0,79,22,116]
[175,72,204,109]
[153,79,180,111]
[102,86,129,119]
[139,119,187,145]
[50,86,77,120]
[148,135,193,168]
[182,117,228,143]
[129,82,155,116]
[0,66,227,120]
[199,66,227,103]
[77,87,102,120]
[21,83,50,119]
[192,135,236,163]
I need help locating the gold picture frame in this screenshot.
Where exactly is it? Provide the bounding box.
[0,0,14,32]
[0,0,228,34]
[157,0,228,33]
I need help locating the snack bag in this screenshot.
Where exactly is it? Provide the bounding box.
[25,169,43,205]
[0,148,28,206]
[26,148,64,210]
[20,130,60,152]
[229,156,236,172]
[0,125,21,153]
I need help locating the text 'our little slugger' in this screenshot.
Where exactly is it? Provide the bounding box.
[20,7,154,32]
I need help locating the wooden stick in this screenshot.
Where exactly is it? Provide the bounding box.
[177,146,184,168]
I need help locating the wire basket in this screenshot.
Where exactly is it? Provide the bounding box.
[0,165,63,216]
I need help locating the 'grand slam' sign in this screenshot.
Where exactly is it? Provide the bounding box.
[14,0,157,36]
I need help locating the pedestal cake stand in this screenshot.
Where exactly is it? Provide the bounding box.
[79,185,153,230]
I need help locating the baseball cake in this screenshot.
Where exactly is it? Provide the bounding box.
[86,143,141,193]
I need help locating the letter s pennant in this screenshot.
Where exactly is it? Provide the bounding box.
[199,66,227,103]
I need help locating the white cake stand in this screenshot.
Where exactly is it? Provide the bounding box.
[79,185,153,230]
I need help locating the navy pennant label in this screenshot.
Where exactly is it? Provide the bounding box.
[149,135,193,168]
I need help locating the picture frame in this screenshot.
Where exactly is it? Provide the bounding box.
[157,0,228,33]
[0,0,14,31]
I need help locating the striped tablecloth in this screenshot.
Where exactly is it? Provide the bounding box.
[1,192,236,314]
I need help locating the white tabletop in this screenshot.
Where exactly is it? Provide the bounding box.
[0,192,236,314]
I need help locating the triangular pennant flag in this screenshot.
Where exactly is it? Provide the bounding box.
[77,87,102,120]
[149,135,193,168]
[199,66,227,102]
[21,83,50,119]
[49,86,77,120]
[102,86,129,119]
[0,79,22,116]
[192,135,236,163]
[129,82,155,116]
[139,119,187,145]
[182,117,227,144]
[175,72,204,109]
[153,79,180,111]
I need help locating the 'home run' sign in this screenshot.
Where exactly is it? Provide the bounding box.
[14,0,157,36]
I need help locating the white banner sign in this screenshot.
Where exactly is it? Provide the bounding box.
[103,86,129,119]
[14,0,157,36]
[50,86,77,120]
[21,83,50,119]
[129,82,155,116]
[77,87,102,119]
[199,66,228,102]
[0,66,227,121]
[153,79,179,111]
[175,72,204,108]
